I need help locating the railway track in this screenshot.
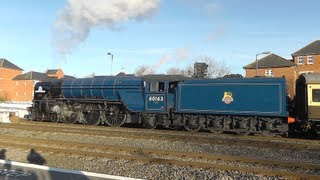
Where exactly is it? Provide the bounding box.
[0,135,319,179]
[4,120,320,152]
[0,120,319,179]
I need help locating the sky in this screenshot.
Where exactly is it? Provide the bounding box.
[1,0,320,78]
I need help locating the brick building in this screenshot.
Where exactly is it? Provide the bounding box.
[12,71,53,102]
[0,58,70,102]
[244,40,320,97]
[243,54,296,96]
[291,40,320,74]
[0,58,24,101]
[45,69,65,79]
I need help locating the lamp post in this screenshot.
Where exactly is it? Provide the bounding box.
[256,51,271,76]
[107,52,113,75]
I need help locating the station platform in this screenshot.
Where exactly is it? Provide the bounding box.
[0,160,141,180]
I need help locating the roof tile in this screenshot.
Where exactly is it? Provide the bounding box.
[243,53,295,69]
[0,58,23,71]
[292,40,320,56]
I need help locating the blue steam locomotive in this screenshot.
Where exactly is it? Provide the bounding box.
[31,74,296,136]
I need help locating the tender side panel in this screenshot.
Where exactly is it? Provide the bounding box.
[176,79,287,117]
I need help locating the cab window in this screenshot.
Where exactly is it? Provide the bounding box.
[168,82,178,93]
[158,82,164,92]
[149,82,164,92]
[312,89,320,102]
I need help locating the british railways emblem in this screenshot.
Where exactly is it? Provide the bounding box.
[222,91,234,104]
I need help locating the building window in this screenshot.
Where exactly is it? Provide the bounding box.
[24,81,27,85]
[16,81,19,85]
[297,56,303,65]
[299,71,313,75]
[24,92,27,96]
[307,56,314,65]
[265,69,273,77]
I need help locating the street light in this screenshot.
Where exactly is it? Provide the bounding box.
[107,52,113,75]
[256,51,271,76]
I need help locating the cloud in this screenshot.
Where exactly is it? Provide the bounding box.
[206,2,219,14]
[52,0,160,55]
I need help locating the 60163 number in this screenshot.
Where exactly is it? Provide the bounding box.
[148,96,164,102]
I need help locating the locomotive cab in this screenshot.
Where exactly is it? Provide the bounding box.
[143,75,190,113]
[296,73,320,134]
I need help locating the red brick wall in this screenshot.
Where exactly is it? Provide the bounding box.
[47,68,64,79]
[245,66,296,97]
[0,68,22,101]
[12,80,35,102]
[293,54,320,73]
[0,68,35,102]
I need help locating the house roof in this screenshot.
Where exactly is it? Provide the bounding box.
[45,69,59,75]
[0,58,23,71]
[12,71,49,81]
[243,53,295,69]
[292,40,320,56]
[63,75,75,79]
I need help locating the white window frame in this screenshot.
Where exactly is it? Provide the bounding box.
[265,69,273,77]
[299,71,313,75]
[307,56,314,65]
[297,56,303,65]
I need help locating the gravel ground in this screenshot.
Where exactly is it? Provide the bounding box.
[1,147,280,180]
[0,123,319,179]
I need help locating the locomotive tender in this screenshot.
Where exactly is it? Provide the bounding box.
[32,74,294,136]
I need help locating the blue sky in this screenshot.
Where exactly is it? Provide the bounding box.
[1,0,320,77]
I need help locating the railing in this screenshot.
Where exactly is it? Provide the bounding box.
[0,102,32,121]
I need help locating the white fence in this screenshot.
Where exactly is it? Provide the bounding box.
[0,102,32,123]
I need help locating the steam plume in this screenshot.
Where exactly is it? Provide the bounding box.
[52,0,160,55]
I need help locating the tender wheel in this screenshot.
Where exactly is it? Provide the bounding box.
[102,105,126,127]
[183,115,202,132]
[233,117,252,135]
[207,116,224,134]
[142,114,157,129]
[258,118,280,137]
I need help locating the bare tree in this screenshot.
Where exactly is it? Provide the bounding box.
[165,65,194,77]
[196,55,231,78]
[166,67,184,75]
[134,65,155,76]
[183,64,194,77]
[84,72,95,78]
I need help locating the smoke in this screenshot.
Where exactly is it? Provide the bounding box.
[141,47,193,75]
[52,0,160,55]
[143,54,171,75]
[175,47,192,61]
